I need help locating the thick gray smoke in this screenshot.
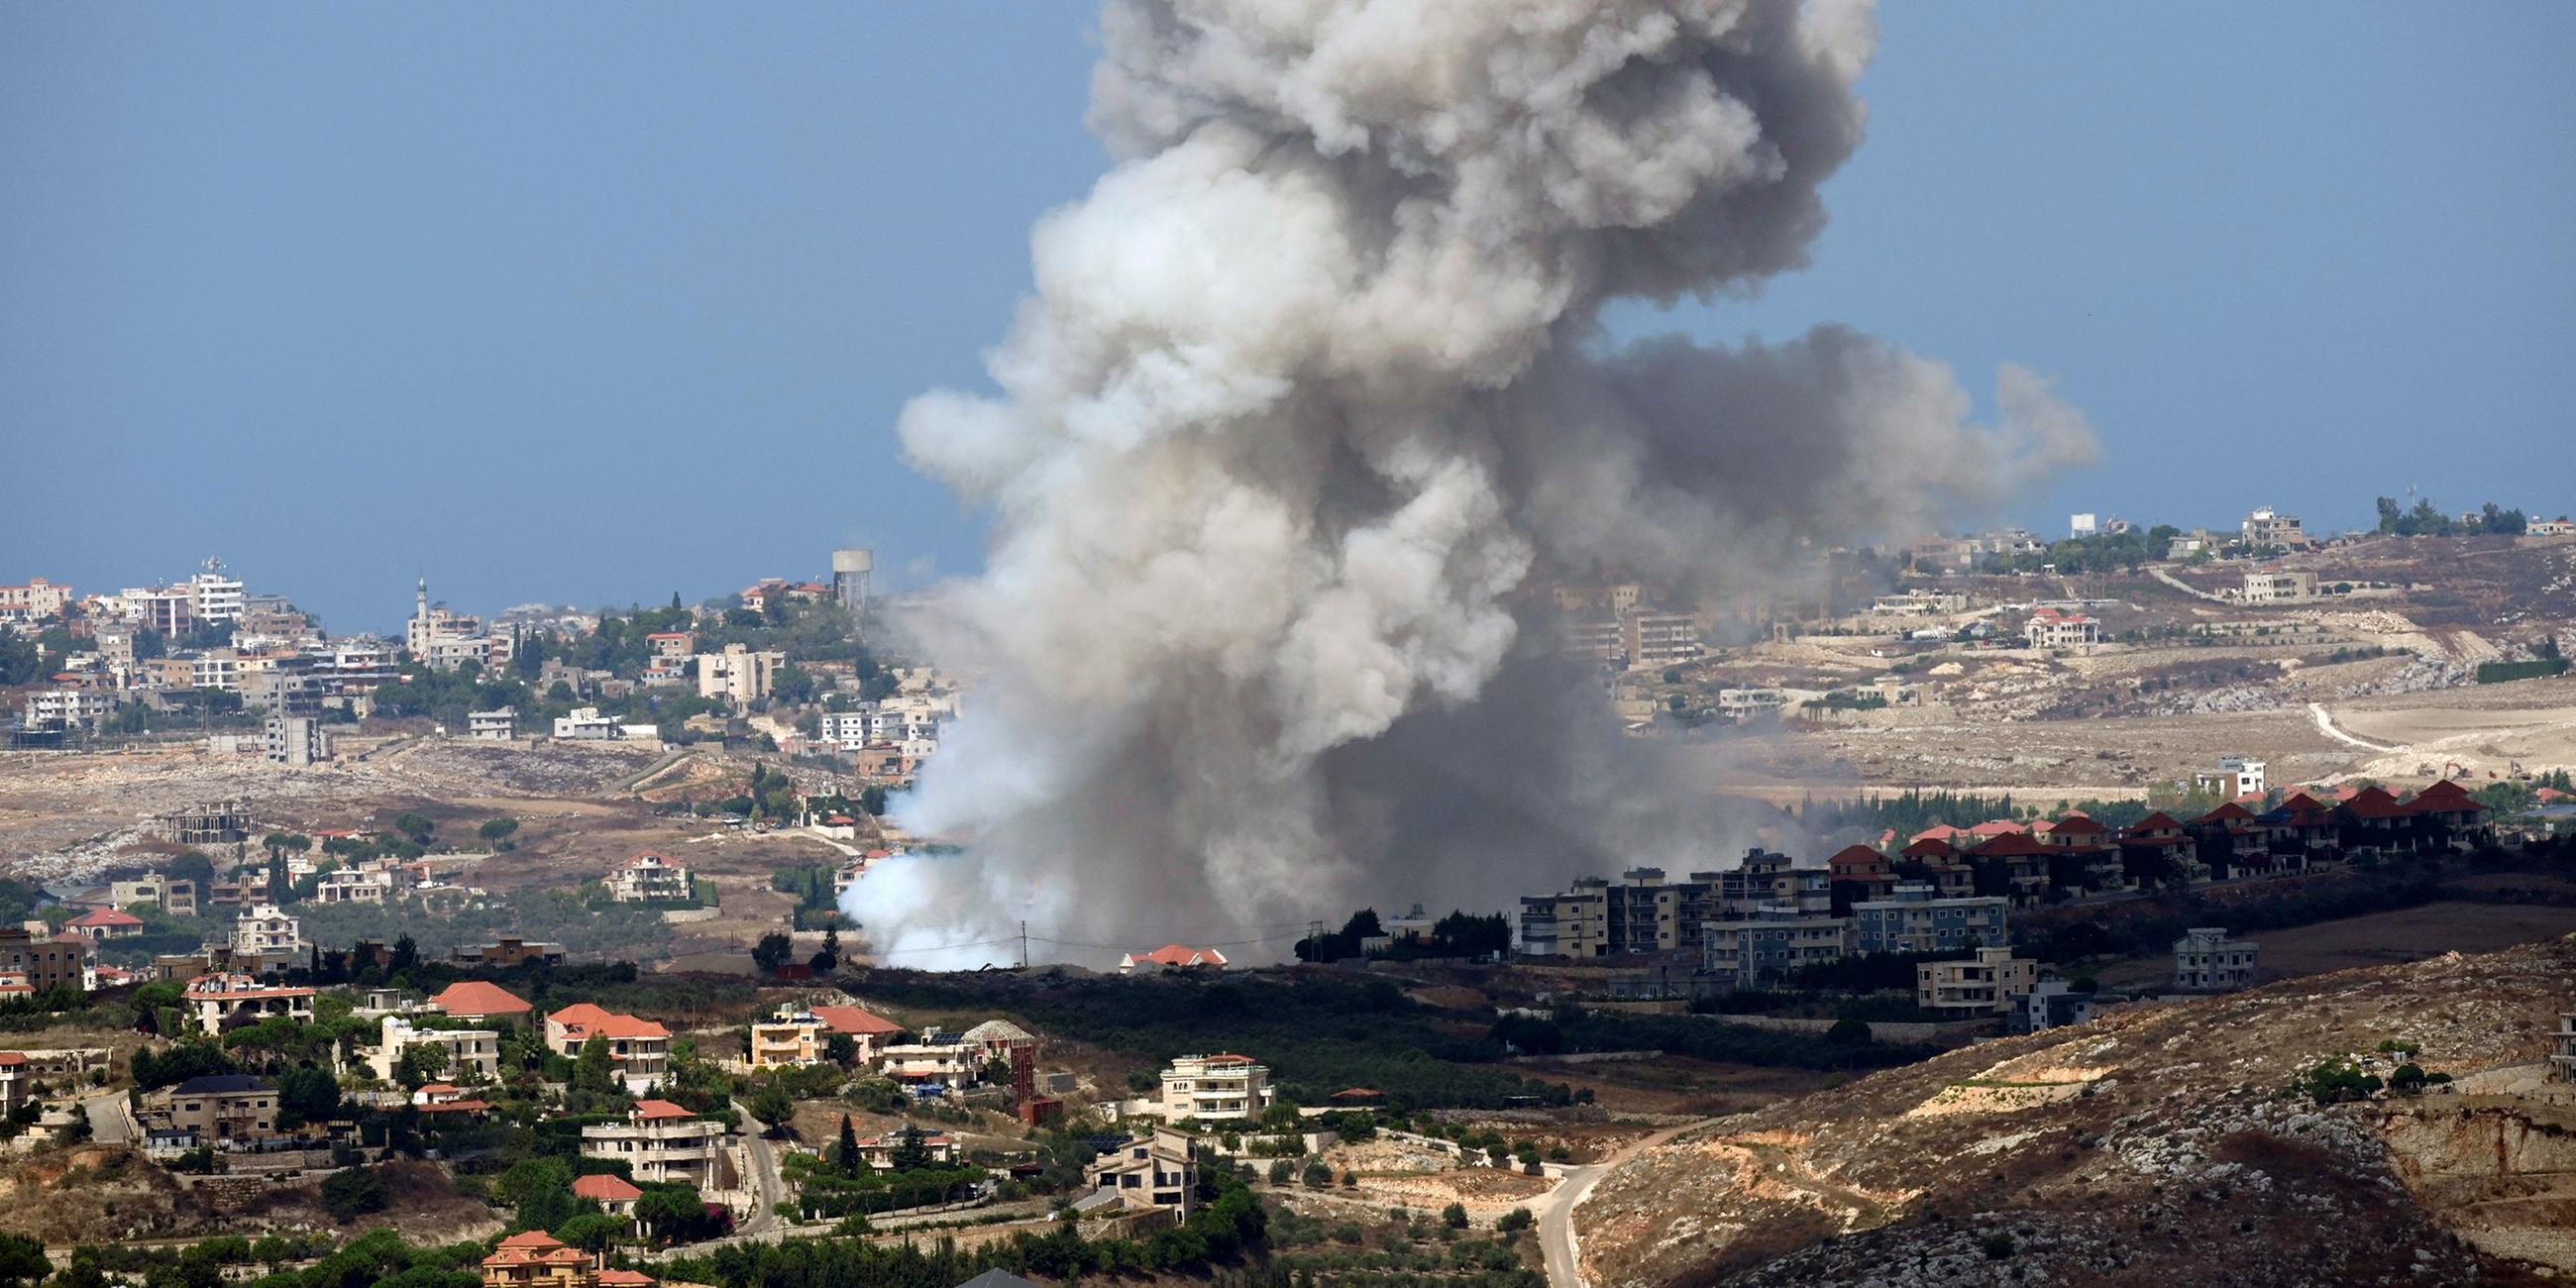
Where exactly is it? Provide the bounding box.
[851,0,2096,967]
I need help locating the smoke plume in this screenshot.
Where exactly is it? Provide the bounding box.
[851,0,2096,967]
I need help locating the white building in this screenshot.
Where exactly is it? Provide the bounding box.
[603,852,693,904]
[366,1017,500,1083]
[2070,512,2097,537]
[23,690,116,731]
[264,714,330,767]
[182,973,314,1035]
[553,706,620,740]
[2241,568,2317,604]
[696,644,783,707]
[581,1100,732,1189]
[2195,757,2266,799]
[2022,607,2100,650]
[230,904,303,958]
[2173,926,2259,991]
[467,707,517,740]
[2241,507,2308,548]
[1140,1053,1274,1123]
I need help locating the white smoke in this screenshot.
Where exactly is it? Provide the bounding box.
[846,0,2096,967]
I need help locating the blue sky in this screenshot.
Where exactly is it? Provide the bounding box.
[4,4,2570,633]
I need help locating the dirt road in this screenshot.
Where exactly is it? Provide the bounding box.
[1542,1120,1705,1288]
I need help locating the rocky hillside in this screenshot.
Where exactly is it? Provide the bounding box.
[1576,935,2576,1287]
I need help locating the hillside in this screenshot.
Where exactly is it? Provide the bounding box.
[1575,935,2576,1287]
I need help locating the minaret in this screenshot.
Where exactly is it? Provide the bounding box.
[416,576,428,620]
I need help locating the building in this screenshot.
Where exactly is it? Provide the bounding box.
[1916,948,2039,1016]
[2530,517,2576,538]
[2241,568,2317,604]
[697,643,783,707]
[1146,1053,1274,1122]
[182,974,315,1034]
[1520,867,1705,958]
[846,1127,961,1170]
[1620,610,1701,670]
[451,938,566,969]
[430,980,535,1021]
[480,1230,604,1288]
[1871,590,1969,617]
[23,689,117,732]
[264,714,330,766]
[572,1172,644,1218]
[2194,757,2266,799]
[1083,1126,1199,1218]
[109,874,197,918]
[0,578,73,623]
[1699,904,1849,988]
[368,1017,501,1083]
[1849,885,2008,955]
[0,929,92,995]
[468,708,517,740]
[604,852,694,904]
[546,1005,672,1093]
[142,1074,280,1147]
[809,1005,903,1063]
[553,706,619,740]
[2553,1001,2576,1085]
[2241,506,2308,548]
[581,1100,732,1188]
[230,904,303,958]
[831,548,874,611]
[2007,981,2095,1035]
[880,1029,984,1087]
[2022,607,2100,650]
[65,909,145,941]
[747,1007,835,1070]
[2173,926,2259,991]
[1118,944,1230,974]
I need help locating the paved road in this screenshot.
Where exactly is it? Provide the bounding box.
[78,1092,130,1144]
[2146,564,2228,603]
[731,1103,788,1235]
[1537,1123,1702,1288]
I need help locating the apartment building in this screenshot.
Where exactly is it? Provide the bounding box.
[1916,948,2039,1016]
[1620,610,1701,670]
[142,1074,280,1147]
[230,904,303,958]
[2173,927,2259,991]
[1700,903,1850,988]
[581,1100,732,1188]
[1850,885,2009,955]
[2241,568,2317,604]
[1148,1053,1274,1123]
[0,578,73,622]
[2022,607,2100,650]
[2241,506,2308,548]
[182,973,315,1035]
[1083,1126,1200,1218]
[604,852,693,904]
[696,643,783,707]
[2007,981,2095,1035]
[264,714,330,766]
[747,1007,833,1070]
[368,1017,501,1082]
[23,690,116,731]
[880,1028,985,1087]
[545,1005,673,1093]
[468,708,517,740]
[109,874,197,918]
[0,929,93,996]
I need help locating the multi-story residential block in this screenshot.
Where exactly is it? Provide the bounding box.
[1620,610,1701,670]
[230,905,303,958]
[880,1028,985,1087]
[1147,1053,1274,1122]
[2195,756,2266,799]
[581,1100,732,1188]
[748,1007,831,1070]
[1700,903,1849,988]
[0,578,74,623]
[142,1074,280,1146]
[1916,948,2039,1016]
[1850,885,2008,955]
[182,973,314,1034]
[2241,506,2308,548]
[646,631,695,660]
[696,643,783,707]
[604,852,693,904]
[368,1017,501,1083]
[2007,980,2095,1035]
[109,874,197,918]
[2241,568,2317,604]
[1083,1126,1199,1217]
[845,1127,960,1171]
[23,689,116,731]
[264,714,330,766]
[0,929,91,996]
[546,1004,672,1093]
[2173,926,2259,991]
[468,707,517,740]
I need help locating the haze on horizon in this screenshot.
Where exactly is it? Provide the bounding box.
[2,3,2570,634]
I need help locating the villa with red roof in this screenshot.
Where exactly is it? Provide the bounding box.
[580,1100,731,1189]
[64,909,145,940]
[432,980,534,1020]
[571,1171,644,1217]
[1118,944,1230,974]
[546,1004,673,1092]
[2023,606,2100,650]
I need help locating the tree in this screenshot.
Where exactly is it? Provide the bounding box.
[859,784,889,816]
[1442,1202,1469,1229]
[393,1043,450,1090]
[888,1124,933,1171]
[574,1034,615,1098]
[1497,1208,1534,1233]
[391,812,436,845]
[836,1114,862,1177]
[321,1166,390,1222]
[388,933,419,978]
[747,1081,795,1135]
[810,924,841,975]
[751,931,794,974]
[824,1032,858,1065]
[0,1233,43,1287]
[556,1212,625,1253]
[479,817,520,847]
[275,1066,342,1127]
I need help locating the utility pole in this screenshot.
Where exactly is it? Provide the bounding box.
[1018,919,1028,971]
[1305,919,1327,962]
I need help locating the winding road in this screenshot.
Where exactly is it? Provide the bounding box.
[1537,1122,1703,1288]
[2308,700,2399,754]
[731,1101,789,1235]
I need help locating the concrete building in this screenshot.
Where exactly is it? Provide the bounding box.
[844,1127,961,1171]
[2173,926,2259,991]
[696,643,783,707]
[0,578,74,623]
[368,1017,501,1083]
[2022,607,2100,650]
[1083,1126,1199,1218]
[581,1100,732,1188]
[230,904,303,958]
[183,565,245,623]
[2007,981,2095,1035]
[2241,568,2317,604]
[1850,885,2008,955]
[468,707,517,740]
[182,973,314,1034]
[264,714,330,767]
[109,874,197,918]
[880,1029,985,1087]
[142,1074,280,1146]
[2241,506,2308,548]
[0,929,92,995]
[1620,610,1701,670]
[479,1230,603,1288]
[1146,1053,1274,1122]
[604,852,693,904]
[2552,1001,2576,1085]
[1699,903,1849,988]
[2194,757,2267,800]
[747,1007,832,1070]
[23,689,116,731]
[1916,948,2039,1016]
[552,706,619,740]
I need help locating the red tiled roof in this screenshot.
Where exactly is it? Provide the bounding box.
[432,981,532,1017]
[598,1272,658,1287]
[1826,845,1889,871]
[2192,803,2256,825]
[2124,811,2184,833]
[1131,943,1228,967]
[2043,813,2109,835]
[1899,836,1959,860]
[1967,819,2028,837]
[810,1005,902,1036]
[2344,787,2410,819]
[631,1099,692,1121]
[573,1173,644,1202]
[1973,832,2053,858]
[69,909,143,927]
